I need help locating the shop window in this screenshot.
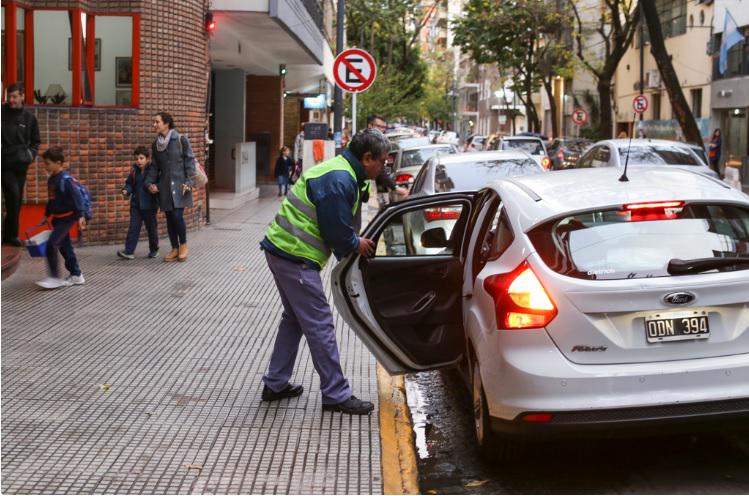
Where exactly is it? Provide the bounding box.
[2,4,138,107]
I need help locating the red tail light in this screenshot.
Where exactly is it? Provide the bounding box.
[624,201,684,210]
[483,262,557,330]
[395,174,413,184]
[622,200,684,222]
[521,413,553,423]
[556,151,564,160]
[423,207,461,222]
[541,156,551,169]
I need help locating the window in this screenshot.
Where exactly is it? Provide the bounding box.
[2,4,139,107]
[652,93,661,120]
[377,203,466,257]
[712,27,749,80]
[691,88,702,118]
[638,0,688,46]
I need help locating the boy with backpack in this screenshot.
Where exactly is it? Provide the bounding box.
[117,146,160,259]
[36,146,88,289]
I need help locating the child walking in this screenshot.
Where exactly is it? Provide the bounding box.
[36,146,86,289]
[274,146,293,197]
[118,146,160,259]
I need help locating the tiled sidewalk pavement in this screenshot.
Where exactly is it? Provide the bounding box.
[1,196,383,494]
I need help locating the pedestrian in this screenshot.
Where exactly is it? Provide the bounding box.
[275,146,293,197]
[294,124,305,169]
[35,146,86,290]
[259,128,389,415]
[708,129,722,177]
[2,82,41,246]
[117,146,160,260]
[367,114,408,209]
[617,130,628,139]
[146,112,196,263]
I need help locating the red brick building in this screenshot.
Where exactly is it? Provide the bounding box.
[2,0,210,243]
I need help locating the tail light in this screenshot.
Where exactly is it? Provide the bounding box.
[556,151,565,160]
[622,200,684,222]
[395,173,413,184]
[541,156,551,169]
[423,207,461,222]
[483,262,557,330]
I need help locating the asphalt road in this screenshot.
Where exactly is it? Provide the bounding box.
[406,369,749,494]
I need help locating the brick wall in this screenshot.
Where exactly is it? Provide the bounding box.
[9,0,210,244]
[246,75,282,182]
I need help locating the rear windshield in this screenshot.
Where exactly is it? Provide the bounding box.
[501,139,544,155]
[401,147,454,168]
[559,140,590,152]
[618,146,701,166]
[434,159,542,192]
[529,203,749,280]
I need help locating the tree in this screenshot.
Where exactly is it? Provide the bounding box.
[570,0,640,139]
[419,64,453,128]
[641,1,702,144]
[453,0,571,134]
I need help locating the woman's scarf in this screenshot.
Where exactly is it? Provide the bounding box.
[156,129,175,152]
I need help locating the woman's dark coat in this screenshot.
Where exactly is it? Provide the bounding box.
[146,131,196,211]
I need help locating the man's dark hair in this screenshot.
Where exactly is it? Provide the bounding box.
[42,146,65,163]
[6,82,24,95]
[349,129,390,161]
[134,145,150,158]
[156,111,175,129]
[366,114,386,127]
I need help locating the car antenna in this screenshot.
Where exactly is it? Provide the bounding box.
[619,112,636,182]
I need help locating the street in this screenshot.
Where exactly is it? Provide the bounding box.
[407,370,749,494]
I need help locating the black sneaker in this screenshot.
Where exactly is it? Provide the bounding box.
[3,238,23,247]
[148,249,160,258]
[261,383,304,402]
[322,395,375,415]
[117,250,135,260]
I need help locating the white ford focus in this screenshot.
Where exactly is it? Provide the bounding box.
[332,167,749,457]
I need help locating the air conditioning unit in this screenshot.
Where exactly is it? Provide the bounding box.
[646,70,661,89]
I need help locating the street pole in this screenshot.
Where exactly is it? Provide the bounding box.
[638,0,644,137]
[334,0,344,151]
[352,92,357,134]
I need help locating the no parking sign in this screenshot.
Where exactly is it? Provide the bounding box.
[633,95,649,114]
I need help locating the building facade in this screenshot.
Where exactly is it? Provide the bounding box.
[2,0,210,244]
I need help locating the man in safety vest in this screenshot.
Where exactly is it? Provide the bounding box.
[259,128,389,415]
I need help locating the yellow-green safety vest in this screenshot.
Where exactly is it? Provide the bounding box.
[266,154,368,269]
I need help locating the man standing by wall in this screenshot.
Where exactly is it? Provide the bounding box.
[367,115,407,208]
[2,83,41,246]
[259,129,389,415]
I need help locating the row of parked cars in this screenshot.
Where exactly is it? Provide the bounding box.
[336,128,749,459]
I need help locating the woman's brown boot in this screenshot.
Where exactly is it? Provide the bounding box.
[164,248,179,262]
[178,243,188,262]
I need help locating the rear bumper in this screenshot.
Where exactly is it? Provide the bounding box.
[489,397,749,438]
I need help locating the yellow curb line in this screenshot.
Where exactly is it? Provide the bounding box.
[377,363,420,495]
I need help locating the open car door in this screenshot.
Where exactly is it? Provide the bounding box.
[332,193,475,375]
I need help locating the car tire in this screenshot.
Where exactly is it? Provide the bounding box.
[470,356,523,461]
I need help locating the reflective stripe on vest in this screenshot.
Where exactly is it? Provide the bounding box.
[265,154,362,268]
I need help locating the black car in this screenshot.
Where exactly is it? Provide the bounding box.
[548,138,592,170]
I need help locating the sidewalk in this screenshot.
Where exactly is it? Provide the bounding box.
[1,196,384,494]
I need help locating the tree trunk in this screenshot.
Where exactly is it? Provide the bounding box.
[641,1,702,145]
[543,78,558,138]
[597,77,613,139]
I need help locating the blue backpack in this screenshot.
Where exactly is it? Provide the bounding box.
[60,172,94,221]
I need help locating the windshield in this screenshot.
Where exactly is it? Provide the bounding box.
[618,146,702,166]
[434,159,542,192]
[529,203,749,280]
[401,147,455,168]
[501,139,544,155]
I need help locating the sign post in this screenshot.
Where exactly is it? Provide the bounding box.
[333,48,377,135]
[571,108,588,138]
[632,94,649,115]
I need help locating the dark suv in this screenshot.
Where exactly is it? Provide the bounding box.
[548,138,592,170]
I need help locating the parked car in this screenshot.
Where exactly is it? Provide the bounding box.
[436,131,459,146]
[491,136,551,169]
[332,167,749,458]
[548,137,592,170]
[464,135,486,152]
[576,139,719,178]
[391,143,459,191]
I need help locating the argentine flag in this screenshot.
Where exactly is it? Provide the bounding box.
[719,9,745,75]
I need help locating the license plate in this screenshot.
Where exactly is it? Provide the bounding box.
[645,310,710,343]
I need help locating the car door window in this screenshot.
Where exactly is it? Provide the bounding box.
[377,203,467,257]
[591,146,610,167]
[411,163,429,194]
[577,148,596,168]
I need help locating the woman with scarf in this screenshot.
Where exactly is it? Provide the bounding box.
[146,112,197,262]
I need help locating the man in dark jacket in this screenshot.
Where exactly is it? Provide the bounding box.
[2,82,41,246]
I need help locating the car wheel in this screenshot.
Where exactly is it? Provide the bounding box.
[470,356,523,461]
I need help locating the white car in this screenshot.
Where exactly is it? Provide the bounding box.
[495,136,551,169]
[576,138,719,178]
[333,167,749,458]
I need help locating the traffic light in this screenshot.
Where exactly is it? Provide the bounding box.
[279,64,287,77]
[205,12,217,33]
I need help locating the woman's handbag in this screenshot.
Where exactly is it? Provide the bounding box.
[192,161,209,188]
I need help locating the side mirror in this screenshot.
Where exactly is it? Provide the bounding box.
[421,227,448,248]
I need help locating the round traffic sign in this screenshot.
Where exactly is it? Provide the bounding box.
[633,94,649,114]
[333,48,377,93]
[571,108,588,126]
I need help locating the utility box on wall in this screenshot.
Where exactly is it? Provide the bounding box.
[236,142,257,193]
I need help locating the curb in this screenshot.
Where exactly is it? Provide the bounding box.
[377,364,420,495]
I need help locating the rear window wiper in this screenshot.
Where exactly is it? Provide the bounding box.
[667,256,749,275]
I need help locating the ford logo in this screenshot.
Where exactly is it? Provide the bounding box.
[663,292,696,305]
